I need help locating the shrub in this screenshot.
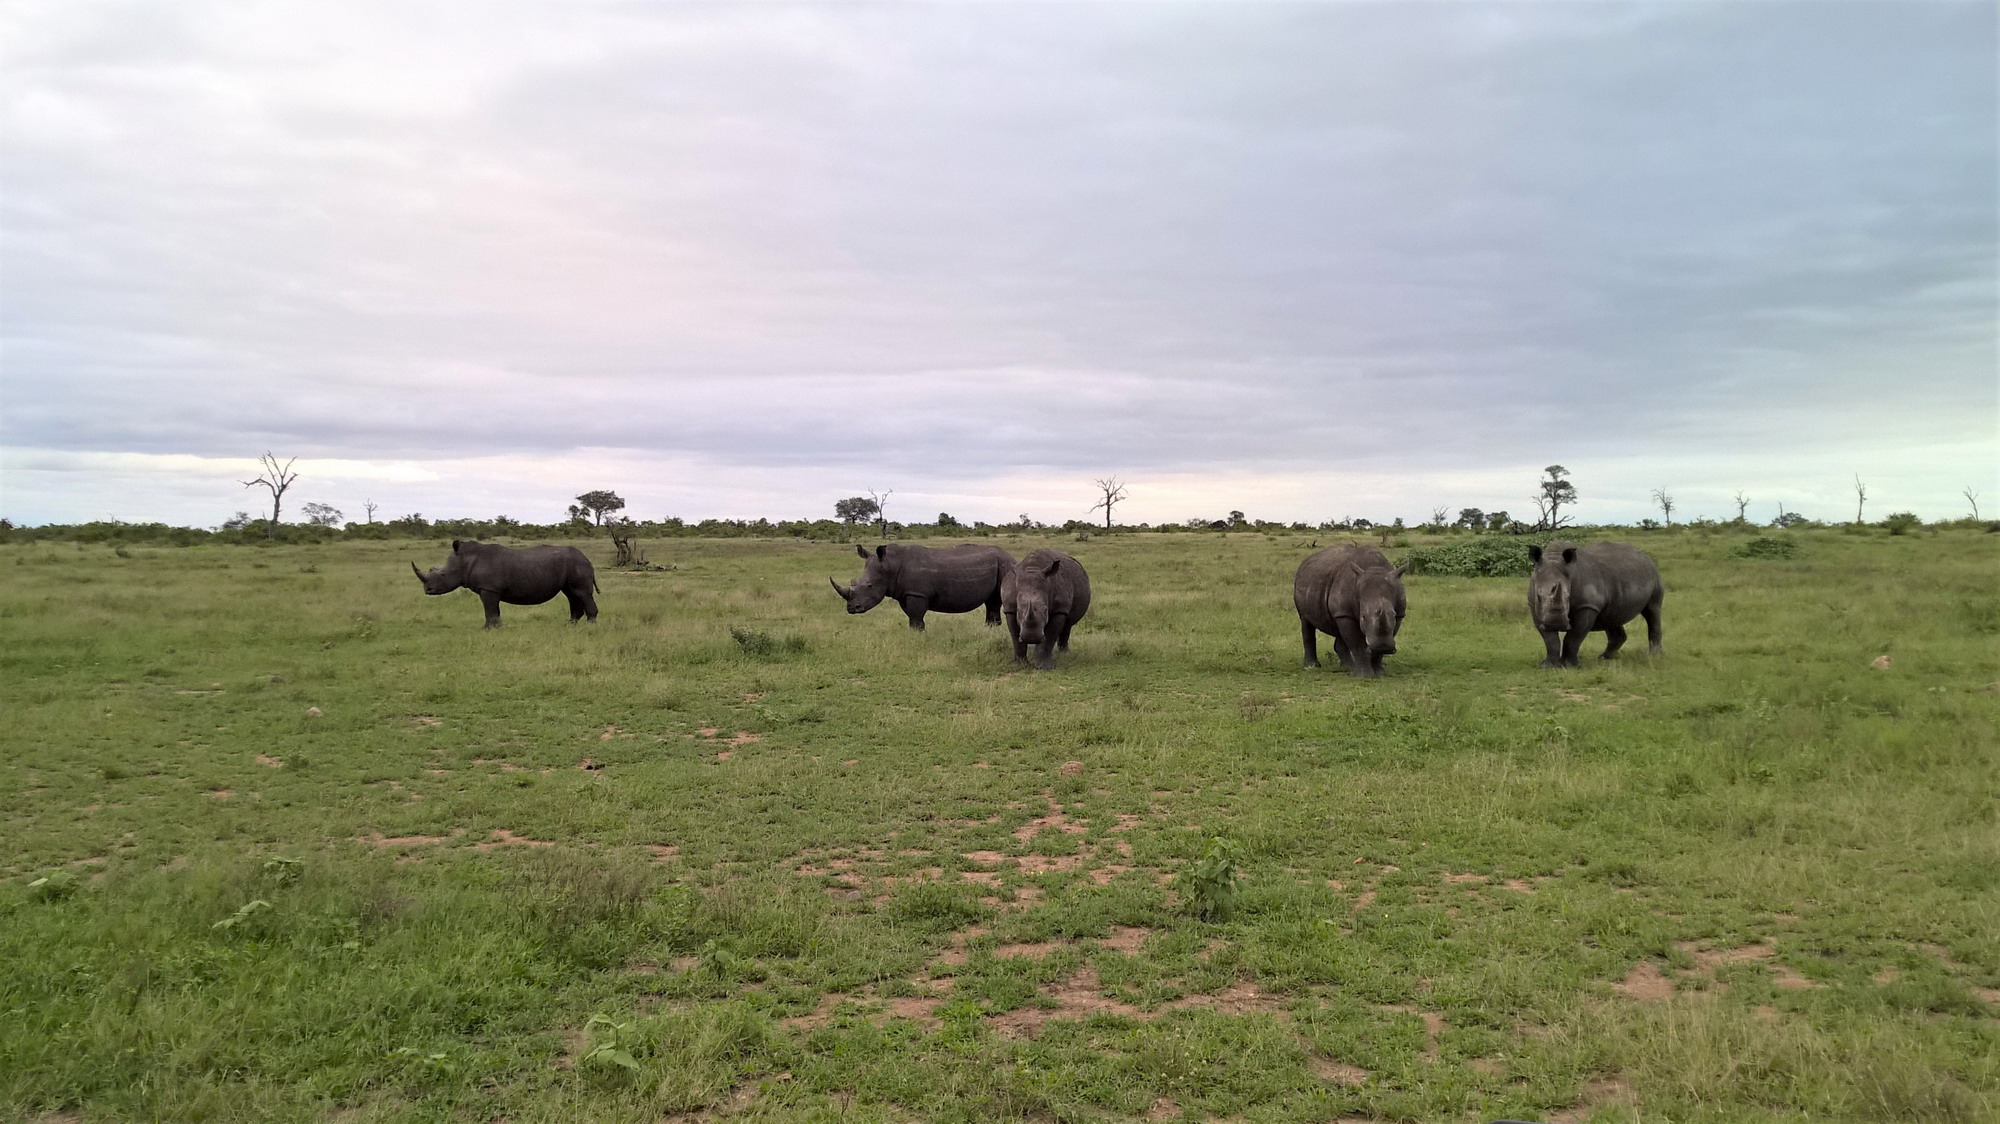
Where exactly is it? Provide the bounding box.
[1734,537,1800,560]
[729,626,808,659]
[1881,512,1922,536]
[1173,837,1244,921]
[1399,534,1553,578]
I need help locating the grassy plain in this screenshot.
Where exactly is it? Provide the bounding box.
[2,528,1997,1123]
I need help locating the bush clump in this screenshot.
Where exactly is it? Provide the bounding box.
[1734,536,1800,560]
[729,626,809,659]
[1398,535,1552,578]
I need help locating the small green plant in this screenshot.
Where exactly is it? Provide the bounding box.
[1172,837,1243,921]
[262,856,303,885]
[27,870,81,902]
[579,1014,642,1074]
[729,626,808,659]
[212,899,272,931]
[1734,536,1800,560]
[695,938,746,978]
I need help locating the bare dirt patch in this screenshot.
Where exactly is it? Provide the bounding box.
[356,832,453,847]
[727,732,761,748]
[1311,1055,1370,1086]
[1615,961,1675,1001]
[208,789,232,799]
[1443,872,1487,884]
[649,844,680,862]
[475,829,554,851]
[1086,864,1133,885]
[254,754,282,768]
[1099,926,1150,954]
[962,850,1009,865]
[1499,878,1538,894]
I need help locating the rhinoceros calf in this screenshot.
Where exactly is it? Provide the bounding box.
[1002,549,1092,669]
[831,543,1016,631]
[412,540,598,629]
[1294,544,1406,678]
[1526,541,1663,668]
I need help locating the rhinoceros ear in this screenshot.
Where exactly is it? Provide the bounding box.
[855,544,870,560]
[1042,559,1061,577]
[451,539,462,552]
[1527,545,1543,564]
[1390,566,1406,580]
[876,545,889,560]
[1561,547,1577,564]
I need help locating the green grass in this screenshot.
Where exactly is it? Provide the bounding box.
[3,528,1996,1123]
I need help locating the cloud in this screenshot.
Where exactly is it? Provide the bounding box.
[2,1,1993,525]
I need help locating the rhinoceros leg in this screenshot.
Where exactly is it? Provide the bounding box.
[1057,617,1074,652]
[1334,618,1370,676]
[900,594,929,631]
[1599,622,1628,660]
[564,589,597,623]
[984,590,1003,626]
[1537,629,1564,669]
[1299,619,1321,668]
[1642,593,1664,655]
[1035,612,1066,669]
[1559,607,1598,667]
[478,591,503,629]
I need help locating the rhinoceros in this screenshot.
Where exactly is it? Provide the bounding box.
[830,543,1016,631]
[412,540,598,629]
[1526,541,1663,667]
[1294,544,1406,678]
[1002,549,1092,669]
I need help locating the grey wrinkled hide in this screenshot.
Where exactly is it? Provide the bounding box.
[412,539,598,629]
[830,543,1016,631]
[1294,545,1406,678]
[1002,549,1092,669]
[1526,541,1664,668]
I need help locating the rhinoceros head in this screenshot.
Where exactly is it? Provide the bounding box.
[1011,556,1064,645]
[413,540,472,596]
[1355,566,1406,656]
[832,544,893,614]
[1526,543,1579,631]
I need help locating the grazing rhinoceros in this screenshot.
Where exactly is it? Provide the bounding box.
[1526,541,1663,667]
[1294,544,1406,678]
[412,540,598,629]
[830,543,1016,631]
[1002,549,1092,669]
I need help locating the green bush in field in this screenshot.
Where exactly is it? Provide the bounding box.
[1397,534,1552,577]
[1734,536,1801,560]
[1882,511,1923,535]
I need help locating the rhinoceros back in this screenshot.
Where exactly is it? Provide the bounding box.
[893,543,1016,613]
[1293,544,1394,629]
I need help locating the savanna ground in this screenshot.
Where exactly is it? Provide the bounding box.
[3,528,1997,1124]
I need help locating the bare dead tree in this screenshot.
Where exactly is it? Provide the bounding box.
[1965,486,1981,521]
[867,489,893,537]
[363,499,379,524]
[1732,490,1749,522]
[241,453,300,538]
[1651,488,1675,526]
[1088,477,1129,531]
[1853,475,1867,523]
[1428,505,1449,528]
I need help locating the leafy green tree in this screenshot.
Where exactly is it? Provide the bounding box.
[834,497,879,525]
[1533,466,1577,530]
[572,490,626,525]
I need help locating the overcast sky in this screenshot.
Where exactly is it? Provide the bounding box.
[3,1,1994,528]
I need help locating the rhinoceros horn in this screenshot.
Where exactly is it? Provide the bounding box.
[411,561,425,580]
[829,576,852,601]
